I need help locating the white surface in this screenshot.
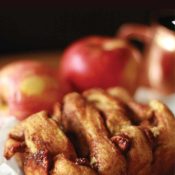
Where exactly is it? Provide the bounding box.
[135,87,175,114]
[0,117,23,175]
[0,163,18,175]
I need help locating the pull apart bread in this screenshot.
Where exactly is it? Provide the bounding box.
[4,87,175,175]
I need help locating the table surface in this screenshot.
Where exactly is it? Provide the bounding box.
[0,51,61,68]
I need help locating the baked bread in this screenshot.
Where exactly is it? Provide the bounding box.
[4,87,175,175]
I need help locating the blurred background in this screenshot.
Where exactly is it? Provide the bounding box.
[0,8,151,55]
[0,6,175,111]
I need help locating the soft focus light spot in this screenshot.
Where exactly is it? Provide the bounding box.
[148,50,163,87]
[71,55,87,72]
[103,40,126,50]
[155,31,175,52]
[172,20,175,25]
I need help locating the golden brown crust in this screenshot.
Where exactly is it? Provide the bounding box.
[51,154,97,175]
[4,138,25,159]
[107,87,133,103]
[63,92,126,175]
[51,102,62,126]
[83,89,153,175]
[3,87,175,175]
[141,100,175,175]
[83,89,131,134]
[119,126,153,175]
[4,111,77,175]
[23,149,50,175]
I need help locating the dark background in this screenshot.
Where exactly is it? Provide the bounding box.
[0,8,162,55]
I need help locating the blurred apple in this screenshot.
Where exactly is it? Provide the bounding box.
[146,40,175,94]
[58,36,141,95]
[0,60,60,120]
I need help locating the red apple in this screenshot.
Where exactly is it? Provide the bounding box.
[58,36,141,95]
[0,60,60,120]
